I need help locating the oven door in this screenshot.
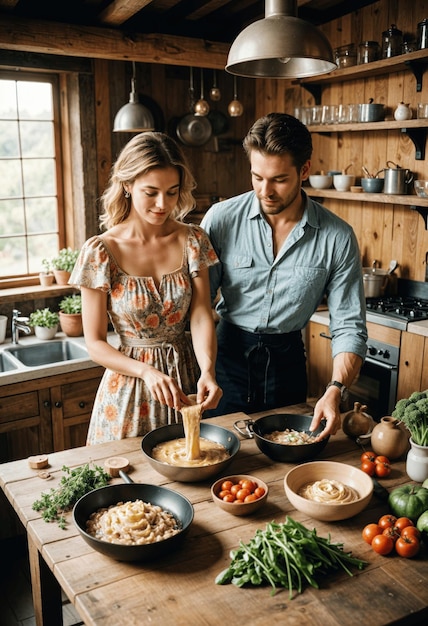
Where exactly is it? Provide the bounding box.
[347,357,398,421]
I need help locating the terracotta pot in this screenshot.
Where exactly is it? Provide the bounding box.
[59,312,83,337]
[53,270,71,285]
[370,416,410,460]
[39,273,55,287]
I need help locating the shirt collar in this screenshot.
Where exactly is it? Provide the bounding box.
[249,189,321,231]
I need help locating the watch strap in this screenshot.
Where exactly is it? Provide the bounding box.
[326,380,348,399]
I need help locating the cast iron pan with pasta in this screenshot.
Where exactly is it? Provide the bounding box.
[73,472,194,561]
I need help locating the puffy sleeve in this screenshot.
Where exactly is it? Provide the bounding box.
[69,236,112,292]
[186,224,219,278]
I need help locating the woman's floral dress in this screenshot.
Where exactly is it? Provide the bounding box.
[70,224,219,445]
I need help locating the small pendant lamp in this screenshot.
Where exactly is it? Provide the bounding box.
[113,61,155,133]
[226,0,336,79]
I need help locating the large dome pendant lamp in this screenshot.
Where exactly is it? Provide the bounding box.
[226,0,337,79]
[113,61,155,132]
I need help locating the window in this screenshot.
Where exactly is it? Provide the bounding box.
[0,71,64,282]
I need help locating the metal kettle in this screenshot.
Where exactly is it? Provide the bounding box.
[383,161,414,195]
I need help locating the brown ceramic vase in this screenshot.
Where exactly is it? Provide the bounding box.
[370,416,410,460]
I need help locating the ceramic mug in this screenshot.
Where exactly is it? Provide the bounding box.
[0,315,7,343]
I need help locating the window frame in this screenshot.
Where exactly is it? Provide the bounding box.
[0,69,66,288]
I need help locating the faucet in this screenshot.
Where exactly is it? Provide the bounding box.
[11,309,31,344]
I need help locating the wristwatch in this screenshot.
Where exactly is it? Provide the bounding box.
[326,380,349,402]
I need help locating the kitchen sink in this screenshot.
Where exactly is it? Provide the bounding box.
[4,340,89,367]
[0,352,19,373]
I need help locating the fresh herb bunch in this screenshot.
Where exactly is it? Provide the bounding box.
[215,517,367,597]
[32,463,110,529]
[392,389,428,446]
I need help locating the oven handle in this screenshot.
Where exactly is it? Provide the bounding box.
[319,333,398,371]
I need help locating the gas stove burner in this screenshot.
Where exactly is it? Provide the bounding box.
[366,295,428,323]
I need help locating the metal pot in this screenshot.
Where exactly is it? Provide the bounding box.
[176,113,212,146]
[73,473,194,562]
[141,422,240,482]
[358,100,385,122]
[383,161,414,194]
[363,268,389,297]
[233,414,329,463]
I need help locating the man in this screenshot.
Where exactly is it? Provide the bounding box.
[201,112,367,439]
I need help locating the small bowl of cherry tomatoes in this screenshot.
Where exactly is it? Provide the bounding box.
[211,474,268,516]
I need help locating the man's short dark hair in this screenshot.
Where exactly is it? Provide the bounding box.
[243,112,313,170]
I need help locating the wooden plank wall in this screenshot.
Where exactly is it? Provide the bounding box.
[254,0,428,282]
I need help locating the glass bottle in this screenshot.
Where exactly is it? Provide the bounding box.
[357,41,380,64]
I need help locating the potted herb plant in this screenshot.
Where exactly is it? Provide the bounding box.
[52,248,80,285]
[29,307,60,340]
[59,294,83,336]
[39,258,55,287]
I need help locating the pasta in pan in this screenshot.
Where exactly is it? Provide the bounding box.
[298,479,359,504]
[86,499,181,545]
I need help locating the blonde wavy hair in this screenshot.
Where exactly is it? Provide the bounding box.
[99,132,196,230]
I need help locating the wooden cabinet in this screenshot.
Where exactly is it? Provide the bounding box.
[397,331,428,400]
[306,321,333,399]
[0,367,104,463]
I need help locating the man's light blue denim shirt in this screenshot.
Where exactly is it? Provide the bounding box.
[201,190,367,362]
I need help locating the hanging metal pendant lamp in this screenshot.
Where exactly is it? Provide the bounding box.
[113,61,155,133]
[226,0,336,79]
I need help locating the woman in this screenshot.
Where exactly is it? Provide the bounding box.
[70,132,222,444]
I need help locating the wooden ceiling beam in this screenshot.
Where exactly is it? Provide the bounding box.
[0,16,229,69]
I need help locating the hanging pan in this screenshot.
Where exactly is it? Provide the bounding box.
[176,113,212,146]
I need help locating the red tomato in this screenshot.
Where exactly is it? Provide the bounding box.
[219,490,231,499]
[378,514,397,530]
[240,479,256,492]
[221,480,234,492]
[361,451,376,463]
[382,526,399,543]
[400,526,421,541]
[222,493,235,503]
[236,488,251,501]
[362,523,382,544]
[375,455,391,465]
[375,461,391,478]
[395,535,420,558]
[371,534,394,555]
[244,494,258,503]
[361,460,376,476]
[394,517,414,532]
[230,484,241,496]
[254,486,266,499]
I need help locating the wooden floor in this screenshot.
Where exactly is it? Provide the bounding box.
[0,535,83,626]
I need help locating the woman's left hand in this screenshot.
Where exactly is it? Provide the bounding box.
[196,374,223,411]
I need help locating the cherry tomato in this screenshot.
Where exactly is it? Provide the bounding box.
[395,535,420,558]
[236,488,251,501]
[361,451,376,463]
[375,455,391,465]
[393,517,414,532]
[240,479,256,492]
[375,461,391,478]
[230,484,241,496]
[361,460,376,476]
[222,493,235,503]
[382,526,399,543]
[400,526,421,541]
[219,490,231,499]
[371,534,394,555]
[244,494,258,503]
[221,480,234,492]
[362,523,382,544]
[254,486,266,498]
[378,514,397,530]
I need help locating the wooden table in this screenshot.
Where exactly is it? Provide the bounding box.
[1,404,427,626]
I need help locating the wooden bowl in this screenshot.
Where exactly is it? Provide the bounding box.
[284,461,373,521]
[211,474,268,516]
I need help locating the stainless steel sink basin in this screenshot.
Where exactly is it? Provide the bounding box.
[4,340,88,367]
[0,352,19,372]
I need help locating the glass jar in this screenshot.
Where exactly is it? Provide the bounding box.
[334,44,357,68]
[417,18,428,50]
[357,41,380,64]
[381,24,403,58]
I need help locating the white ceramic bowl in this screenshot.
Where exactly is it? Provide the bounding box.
[309,174,333,189]
[414,180,428,198]
[333,174,356,192]
[284,461,373,521]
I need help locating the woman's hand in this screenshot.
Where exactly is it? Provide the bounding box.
[141,367,189,410]
[196,373,223,411]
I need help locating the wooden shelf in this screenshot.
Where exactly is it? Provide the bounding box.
[306,188,428,228]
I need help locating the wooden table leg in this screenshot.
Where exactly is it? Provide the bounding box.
[27,532,63,626]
